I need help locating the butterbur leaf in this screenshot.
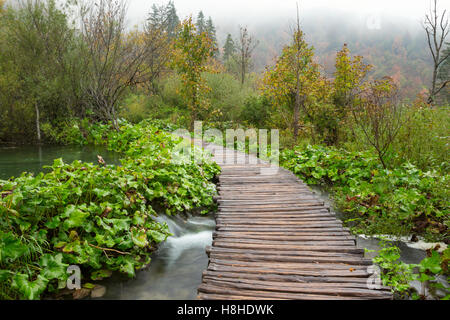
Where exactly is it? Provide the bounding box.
[54,242,66,249]
[83,282,96,289]
[131,228,148,248]
[40,254,68,280]
[53,158,65,168]
[0,232,28,263]
[0,269,13,282]
[45,216,61,229]
[119,259,136,278]
[419,251,442,274]
[91,269,112,281]
[63,206,90,229]
[147,230,168,244]
[12,273,48,300]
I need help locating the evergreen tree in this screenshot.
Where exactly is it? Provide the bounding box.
[166,1,180,38]
[148,4,164,28]
[196,11,206,34]
[223,33,236,62]
[146,1,179,38]
[206,16,218,57]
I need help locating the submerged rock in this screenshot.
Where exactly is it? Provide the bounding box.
[91,285,107,299]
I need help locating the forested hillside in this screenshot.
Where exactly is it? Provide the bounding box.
[218,9,433,100]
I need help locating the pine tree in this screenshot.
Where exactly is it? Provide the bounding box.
[223,34,236,62]
[146,1,179,38]
[196,11,206,34]
[147,4,164,28]
[166,1,180,38]
[206,16,218,57]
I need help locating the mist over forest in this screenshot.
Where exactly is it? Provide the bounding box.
[208,7,432,99]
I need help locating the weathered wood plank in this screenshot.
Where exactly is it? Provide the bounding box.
[205,246,364,258]
[202,275,391,291]
[208,252,372,265]
[196,140,391,300]
[200,279,392,298]
[202,270,371,284]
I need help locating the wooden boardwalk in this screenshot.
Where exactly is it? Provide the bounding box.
[195,141,392,300]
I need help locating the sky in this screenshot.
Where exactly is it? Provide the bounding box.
[126,0,449,28]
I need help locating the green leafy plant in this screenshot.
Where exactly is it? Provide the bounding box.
[280,145,449,242]
[372,241,415,298]
[0,119,220,299]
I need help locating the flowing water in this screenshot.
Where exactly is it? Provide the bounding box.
[0,144,121,180]
[99,214,215,300]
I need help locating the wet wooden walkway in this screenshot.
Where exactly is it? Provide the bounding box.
[195,141,392,300]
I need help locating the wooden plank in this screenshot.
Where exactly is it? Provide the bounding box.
[216,227,350,233]
[208,252,372,265]
[197,286,366,300]
[212,233,356,242]
[213,238,356,246]
[202,270,371,284]
[209,258,368,271]
[212,241,365,254]
[207,263,369,278]
[196,141,391,300]
[205,246,364,258]
[202,275,390,291]
[200,279,392,298]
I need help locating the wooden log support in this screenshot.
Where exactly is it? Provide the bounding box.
[195,140,392,300]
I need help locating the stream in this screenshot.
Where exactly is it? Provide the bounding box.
[99,214,215,300]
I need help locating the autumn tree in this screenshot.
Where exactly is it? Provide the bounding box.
[351,77,404,168]
[172,17,214,131]
[261,29,321,142]
[79,0,155,129]
[423,0,449,104]
[331,44,373,144]
[0,0,82,142]
[235,26,258,85]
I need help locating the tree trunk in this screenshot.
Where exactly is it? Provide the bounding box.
[190,93,197,132]
[35,102,41,143]
[111,106,119,131]
[293,102,299,143]
[428,67,438,104]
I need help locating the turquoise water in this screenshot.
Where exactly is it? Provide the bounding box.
[0,145,121,180]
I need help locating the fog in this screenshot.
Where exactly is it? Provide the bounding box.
[126,0,446,28]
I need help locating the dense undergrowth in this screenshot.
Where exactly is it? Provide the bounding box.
[0,119,220,299]
[280,145,449,299]
[280,145,449,243]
